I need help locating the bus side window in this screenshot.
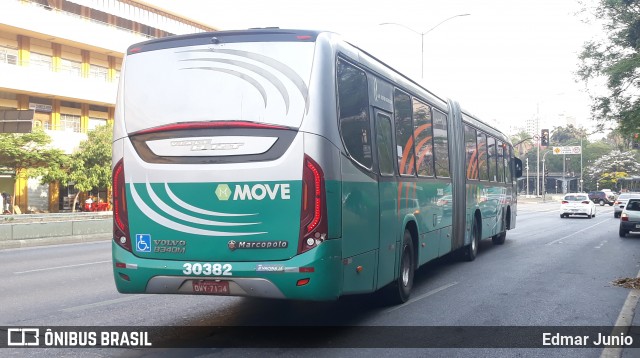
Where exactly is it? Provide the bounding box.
[487,136,497,182]
[413,99,435,177]
[433,110,450,178]
[477,132,489,181]
[497,140,505,183]
[464,124,478,180]
[337,59,372,169]
[506,145,513,183]
[375,113,395,176]
[393,89,415,176]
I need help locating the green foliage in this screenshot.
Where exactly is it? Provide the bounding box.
[578,0,640,135]
[549,125,588,146]
[510,131,533,157]
[69,124,113,193]
[0,128,67,177]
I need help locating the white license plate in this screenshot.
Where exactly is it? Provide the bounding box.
[635,224,640,229]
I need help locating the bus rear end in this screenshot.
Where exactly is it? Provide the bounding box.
[112,30,341,300]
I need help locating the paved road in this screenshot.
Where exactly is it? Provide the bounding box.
[1,202,639,357]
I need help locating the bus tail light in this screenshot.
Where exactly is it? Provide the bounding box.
[298,155,327,254]
[113,159,132,252]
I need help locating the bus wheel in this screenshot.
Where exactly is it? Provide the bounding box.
[492,231,506,245]
[384,230,414,305]
[463,219,479,261]
[492,212,507,245]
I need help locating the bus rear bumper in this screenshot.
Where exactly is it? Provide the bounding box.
[112,239,343,301]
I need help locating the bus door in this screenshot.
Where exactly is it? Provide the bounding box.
[373,109,398,288]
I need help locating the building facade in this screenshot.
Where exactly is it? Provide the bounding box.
[0,0,215,213]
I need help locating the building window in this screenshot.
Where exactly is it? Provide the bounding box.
[0,46,18,65]
[60,114,81,132]
[89,118,107,130]
[29,52,53,71]
[90,64,109,81]
[61,58,82,77]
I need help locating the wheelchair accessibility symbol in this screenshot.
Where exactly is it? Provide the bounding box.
[135,234,151,252]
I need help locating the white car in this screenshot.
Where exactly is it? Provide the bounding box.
[620,198,640,237]
[613,192,640,218]
[560,193,596,219]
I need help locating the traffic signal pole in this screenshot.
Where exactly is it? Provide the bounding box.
[542,150,551,201]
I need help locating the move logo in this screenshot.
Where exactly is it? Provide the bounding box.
[215,184,232,201]
[215,183,291,201]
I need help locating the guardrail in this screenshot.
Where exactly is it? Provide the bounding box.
[0,212,112,249]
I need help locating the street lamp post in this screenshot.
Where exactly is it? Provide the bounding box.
[380,13,470,78]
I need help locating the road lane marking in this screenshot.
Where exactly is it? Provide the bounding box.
[600,269,640,358]
[61,295,144,312]
[545,218,614,245]
[595,240,608,249]
[13,260,111,274]
[385,282,458,314]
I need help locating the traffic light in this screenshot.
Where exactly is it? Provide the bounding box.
[540,129,549,146]
[544,167,549,177]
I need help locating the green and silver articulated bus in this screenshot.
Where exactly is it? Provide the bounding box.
[112,29,523,304]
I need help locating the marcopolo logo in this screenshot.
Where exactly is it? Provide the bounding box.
[215,183,291,201]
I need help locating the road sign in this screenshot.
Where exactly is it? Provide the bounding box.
[552,146,582,155]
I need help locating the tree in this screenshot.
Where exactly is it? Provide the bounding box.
[585,150,640,190]
[549,124,588,146]
[0,129,67,213]
[577,0,640,135]
[510,130,533,157]
[68,124,113,211]
[31,125,113,212]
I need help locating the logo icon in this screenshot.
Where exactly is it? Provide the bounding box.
[7,328,39,346]
[215,184,232,201]
[228,240,236,251]
[135,234,152,252]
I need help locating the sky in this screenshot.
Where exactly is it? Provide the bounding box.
[147,0,603,137]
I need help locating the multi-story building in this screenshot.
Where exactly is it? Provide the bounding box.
[0,0,216,213]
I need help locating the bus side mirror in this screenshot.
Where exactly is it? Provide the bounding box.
[513,158,523,178]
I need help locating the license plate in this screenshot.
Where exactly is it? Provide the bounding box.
[192,280,230,294]
[571,209,579,211]
[636,224,640,229]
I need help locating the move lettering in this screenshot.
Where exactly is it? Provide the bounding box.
[233,184,291,200]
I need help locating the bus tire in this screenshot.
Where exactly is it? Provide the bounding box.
[492,211,507,245]
[463,218,479,261]
[492,231,506,245]
[384,230,414,305]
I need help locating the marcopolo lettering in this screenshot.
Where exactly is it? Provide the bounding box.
[238,241,288,249]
